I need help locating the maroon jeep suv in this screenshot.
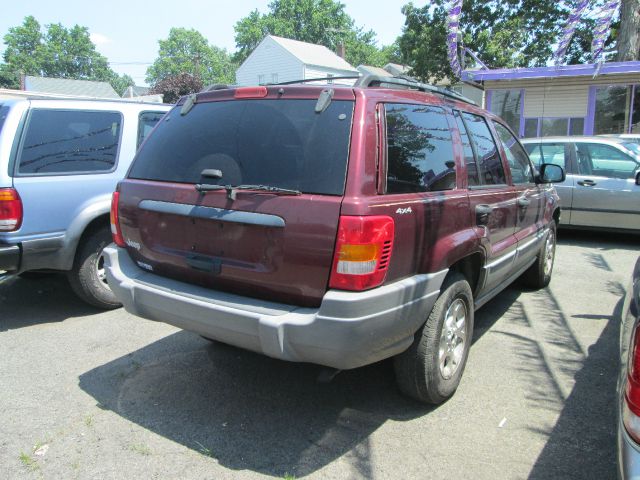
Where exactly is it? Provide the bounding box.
[104,76,564,404]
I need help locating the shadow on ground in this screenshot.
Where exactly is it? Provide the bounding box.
[558,229,640,251]
[0,273,98,331]
[524,289,622,479]
[79,332,429,478]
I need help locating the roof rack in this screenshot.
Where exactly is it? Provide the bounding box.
[218,75,476,106]
[354,75,476,106]
[272,76,361,85]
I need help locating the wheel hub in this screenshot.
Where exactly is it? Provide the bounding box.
[544,229,555,277]
[438,298,467,379]
[95,252,108,286]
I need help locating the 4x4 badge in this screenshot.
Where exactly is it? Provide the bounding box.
[396,207,413,215]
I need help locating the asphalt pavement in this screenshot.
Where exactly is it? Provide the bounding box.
[0,230,637,479]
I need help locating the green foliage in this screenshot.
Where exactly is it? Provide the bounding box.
[0,15,133,94]
[146,28,236,87]
[398,1,569,82]
[148,73,203,104]
[233,0,396,67]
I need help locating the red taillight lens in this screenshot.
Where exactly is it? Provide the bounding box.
[110,191,125,247]
[0,188,23,232]
[234,86,268,98]
[625,324,640,443]
[329,216,394,291]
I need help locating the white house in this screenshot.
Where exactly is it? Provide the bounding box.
[236,35,359,86]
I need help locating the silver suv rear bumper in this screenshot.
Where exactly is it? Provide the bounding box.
[104,246,447,370]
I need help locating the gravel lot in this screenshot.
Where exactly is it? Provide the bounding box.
[1,230,637,479]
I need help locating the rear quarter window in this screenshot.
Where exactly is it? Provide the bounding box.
[385,103,456,193]
[17,109,122,175]
[461,112,506,185]
[137,111,166,149]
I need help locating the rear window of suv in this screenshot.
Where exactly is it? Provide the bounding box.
[129,99,355,196]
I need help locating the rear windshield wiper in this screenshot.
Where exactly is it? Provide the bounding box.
[195,183,301,200]
[234,184,301,196]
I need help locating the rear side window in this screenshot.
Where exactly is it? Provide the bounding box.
[493,122,534,184]
[137,111,166,149]
[576,143,639,178]
[18,109,121,175]
[461,112,506,185]
[129,99,354,196]
[385,103,455,193]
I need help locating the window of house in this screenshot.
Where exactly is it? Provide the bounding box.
[523,117,585,137]
[569,117,584,135]
[461,112,506,185]
[18,109,122,175]
[524,118,538,138]
[594,85,632,134]
[258,74,266,85]
[488,89,522,134]
[271,73,278,83]
[541,118,568,137]
[385,103,456,193]
[493,122,534,184]
[327,74,334,84]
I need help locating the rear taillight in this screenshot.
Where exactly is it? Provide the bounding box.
[110,191,125,247]
[329,216,394,291]
[0,188,23,232]
[625,323,640,443]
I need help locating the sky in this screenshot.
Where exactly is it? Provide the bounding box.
[0,0,410,86]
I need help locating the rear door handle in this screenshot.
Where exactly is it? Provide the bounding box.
[577,179,597,187]
[475,204,493,226]
[517,196,530,208]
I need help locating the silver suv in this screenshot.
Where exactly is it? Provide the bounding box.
[522,136,640,232]
[0,98,170,308]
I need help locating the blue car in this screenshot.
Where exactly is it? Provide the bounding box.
[0,98,169,308]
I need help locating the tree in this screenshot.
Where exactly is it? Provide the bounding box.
[148,73,203,104]
[0,16,133,93]
[398,1,568,82]
[146,28,235,87]
[233,0,395,67]
[617,0,640,61]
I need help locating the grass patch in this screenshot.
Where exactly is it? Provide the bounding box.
[194,441,213,457]
[19,451,39,471]
[129,443,151,456]
[84,415,94,427]
[283,474,296,480]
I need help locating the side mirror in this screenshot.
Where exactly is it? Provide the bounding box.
[636,171,640,186]
[537,163,566,184]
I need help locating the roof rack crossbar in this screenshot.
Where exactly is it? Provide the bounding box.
[354,74,476,106]
[272,76,361,85]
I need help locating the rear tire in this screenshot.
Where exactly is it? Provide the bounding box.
[67,226,121,310]
[394,273,474,404]
[521,221,556,289]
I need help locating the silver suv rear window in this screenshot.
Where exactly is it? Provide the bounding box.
[128,99,354,196]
